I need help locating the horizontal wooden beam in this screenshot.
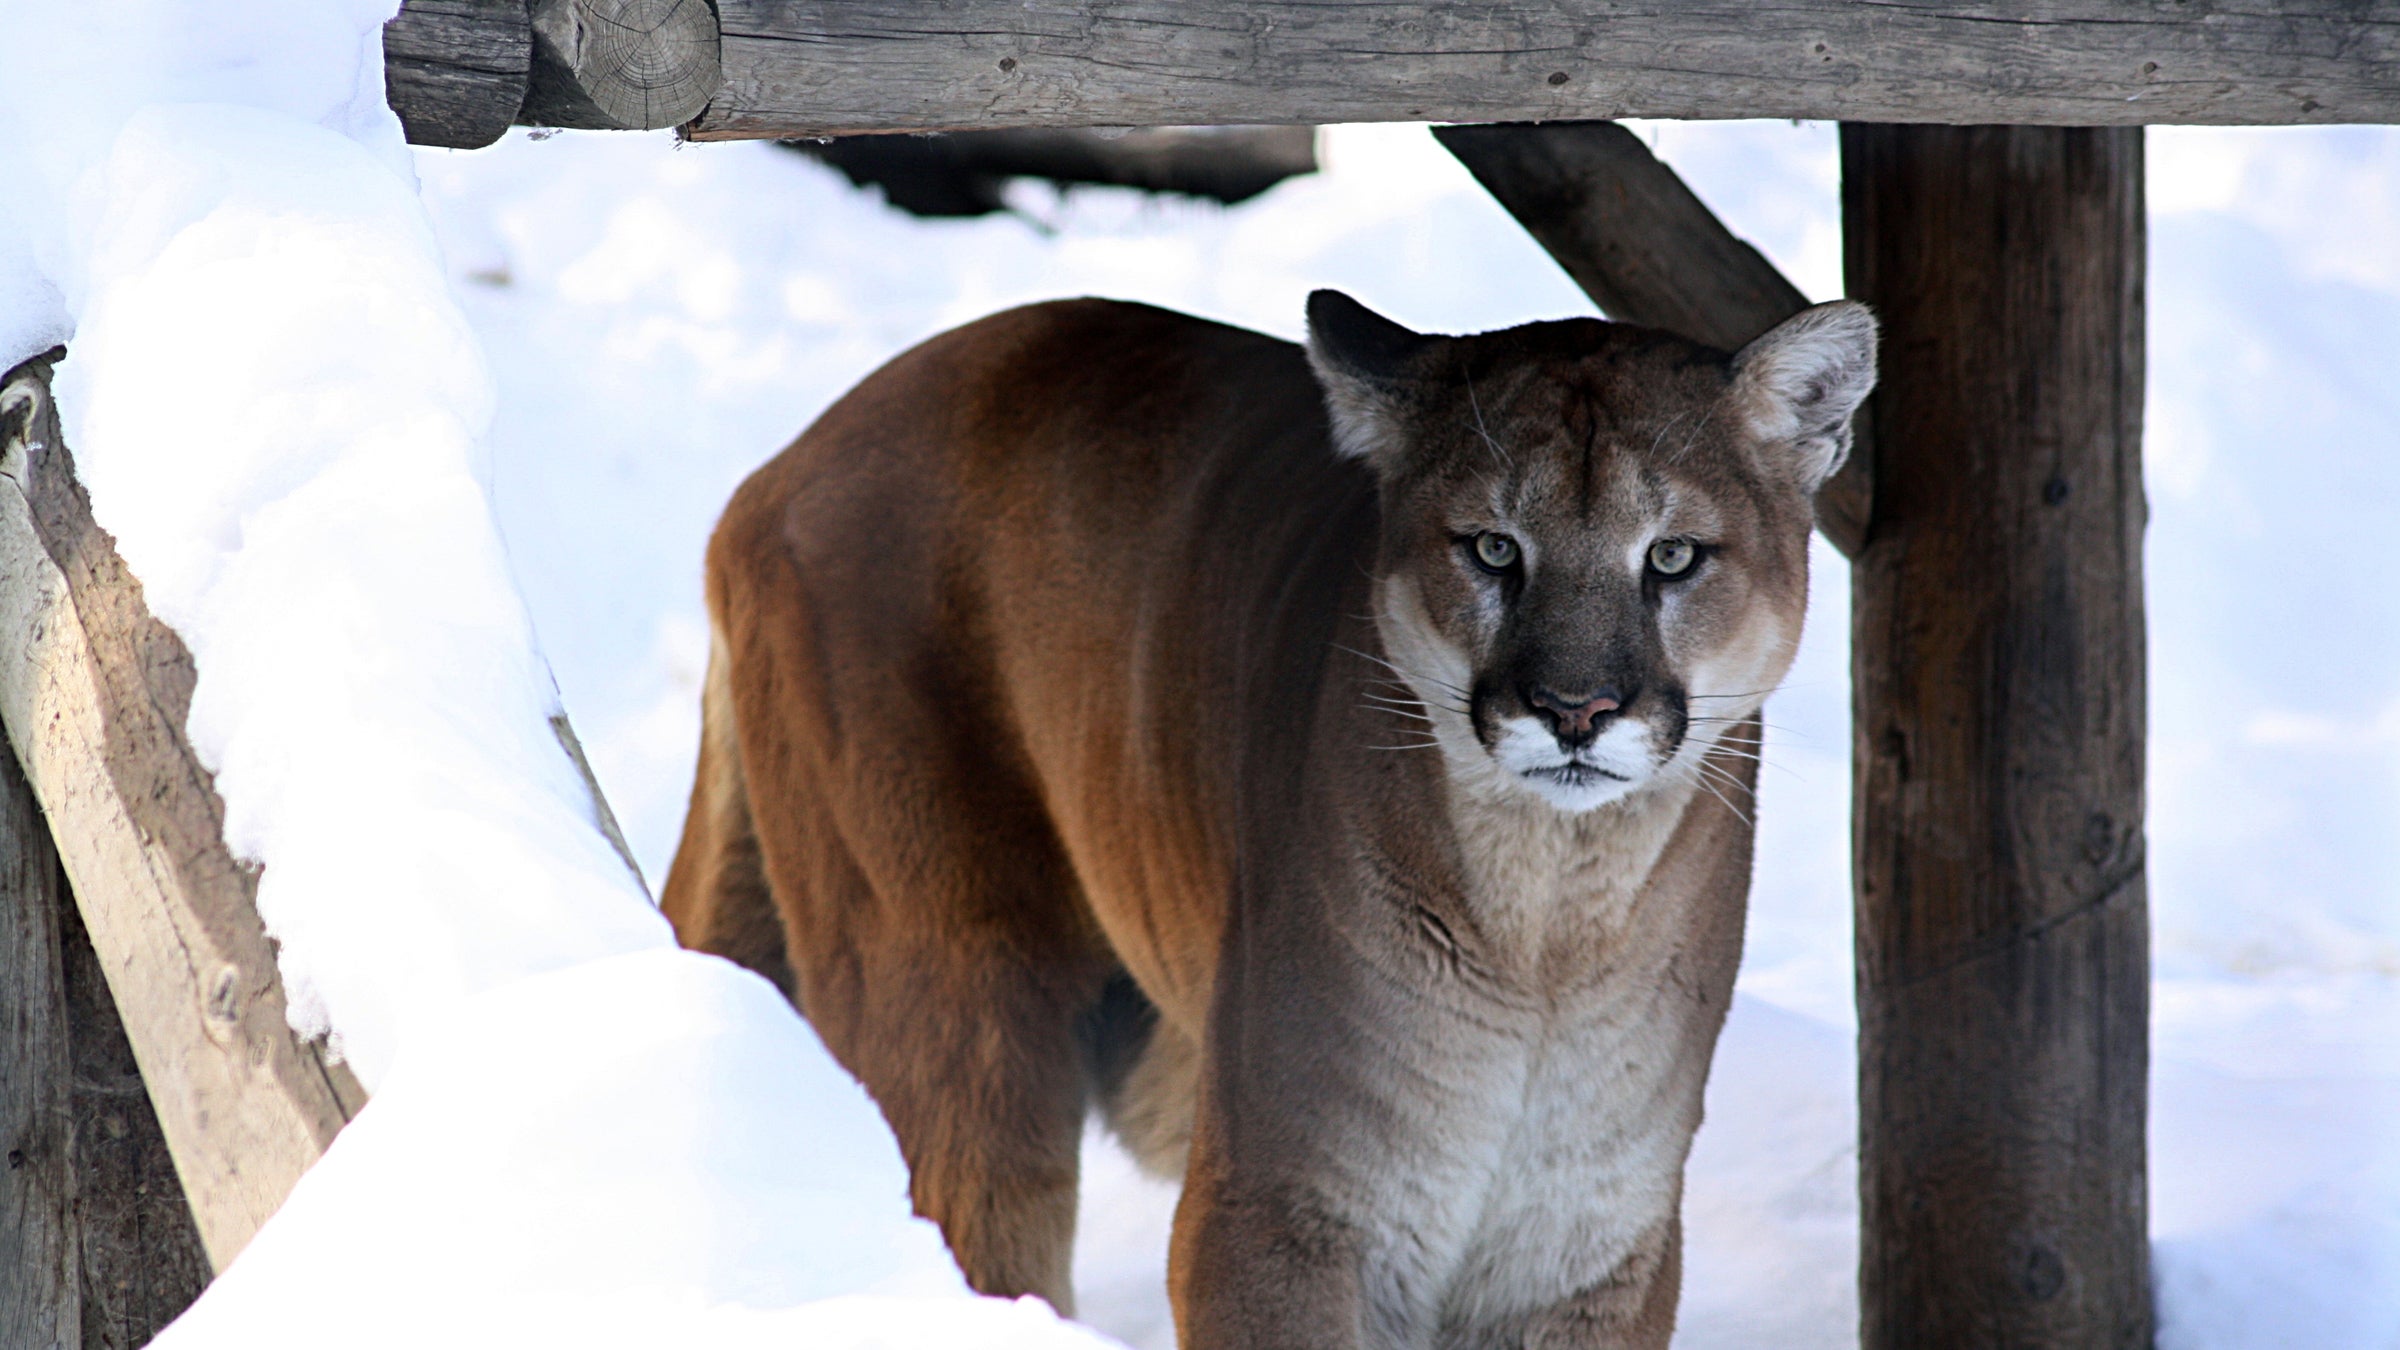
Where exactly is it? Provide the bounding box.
[0,354,367,1271]
[383,0,531,150]
[383,0,722,148]
[687,1,2400,139]
[1435,121,1872,556]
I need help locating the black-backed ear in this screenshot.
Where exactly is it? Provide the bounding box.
[1305,289,1430,463]
[1731,300,1879,493]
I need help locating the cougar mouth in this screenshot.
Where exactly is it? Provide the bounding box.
[1528,761,1630,789]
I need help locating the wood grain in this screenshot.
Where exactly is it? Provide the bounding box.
[0,353,366,1271]
[1843,125,2150,1349]
[382,0,533,150]
[522,0,723,130]
[687,1,2400,139]
[2,729,76,1350]
[0,677,208,1349]
[60,892,213,1348]
[1434,120,1873,556]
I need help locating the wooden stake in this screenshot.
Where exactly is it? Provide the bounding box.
[1843,125,2150,1348]
[1434,120,1872,556]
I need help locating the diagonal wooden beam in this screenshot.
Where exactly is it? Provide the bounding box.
[1,741,211,1342]
[0,353,367,1270]
[1435,120,1873,557]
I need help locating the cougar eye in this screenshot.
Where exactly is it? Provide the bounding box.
[1647,538,1699,577]
[1471,531,1521,574]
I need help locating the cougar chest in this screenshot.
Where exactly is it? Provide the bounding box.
[1351,783,1706,1341]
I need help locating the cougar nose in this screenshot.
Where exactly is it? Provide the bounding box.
[1526,685,1625,748]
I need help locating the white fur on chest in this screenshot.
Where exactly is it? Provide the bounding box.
[1352,781,1710,1346]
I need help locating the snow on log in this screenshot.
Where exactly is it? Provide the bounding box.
[1435,121,1873,556]
[686,1,2400,139]
[520,0,722,131]
[0,352,365,1271]
[382,0,533,151]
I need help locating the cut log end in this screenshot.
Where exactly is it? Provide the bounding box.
[524,0,723,131]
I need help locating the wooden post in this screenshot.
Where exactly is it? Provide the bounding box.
[1433,120,1872,555]
[2,727,209,1348]
[1842,125,2150,1348]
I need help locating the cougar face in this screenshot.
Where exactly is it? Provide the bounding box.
[1307,291,1876,813]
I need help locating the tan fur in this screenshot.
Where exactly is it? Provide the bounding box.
[663,295,1873,1348]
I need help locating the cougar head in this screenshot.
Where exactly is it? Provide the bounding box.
[1306,291,1876,814]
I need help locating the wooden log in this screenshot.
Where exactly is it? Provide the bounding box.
[1843,125,2150,1348]
[521,0,723,131]
[60,889,214,1347]
[2,720,76,1350]
[0,353,367,1271]
[1434,120,1872,557]
[0,682,208,1349]
[687,1,2400,140]
[383,0,533,150]
[790,125,1318,218]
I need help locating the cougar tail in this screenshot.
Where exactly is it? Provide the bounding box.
[660,618,795,998]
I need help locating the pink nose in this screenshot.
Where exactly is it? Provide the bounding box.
[1528,687,1622,737]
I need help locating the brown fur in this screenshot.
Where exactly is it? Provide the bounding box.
[663,295,1873,1347]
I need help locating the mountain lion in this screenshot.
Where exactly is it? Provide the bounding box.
[663,291,1876,1349]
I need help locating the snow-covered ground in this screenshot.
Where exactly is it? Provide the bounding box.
[415,122,2399,1348]
[1,1,2392,1340]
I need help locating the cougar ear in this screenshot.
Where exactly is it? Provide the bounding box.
[1731,299,1879,493]
[1305,289,1431,463]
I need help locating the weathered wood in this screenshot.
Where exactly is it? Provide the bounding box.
[521,0,722,131]
[383,0,534,151]
[790,125,1318,217]
[2,727,76,1350]
[0,353,367,1271]
[0,705,207,1350]
[687,1,2400,139]
[1844,125,2150,1349]
[60,894,212,1349]
[1434,120,1872,556]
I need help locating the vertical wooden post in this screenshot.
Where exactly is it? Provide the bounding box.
[1843,125,2151,1348]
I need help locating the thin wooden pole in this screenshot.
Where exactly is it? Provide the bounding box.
[1842,124,2150,1348]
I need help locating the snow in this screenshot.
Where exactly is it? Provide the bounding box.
[0,0,2392,1343]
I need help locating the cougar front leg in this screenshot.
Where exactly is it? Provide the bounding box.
[1169,1126,1369,1350]
[1517,1215,1683,1350]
